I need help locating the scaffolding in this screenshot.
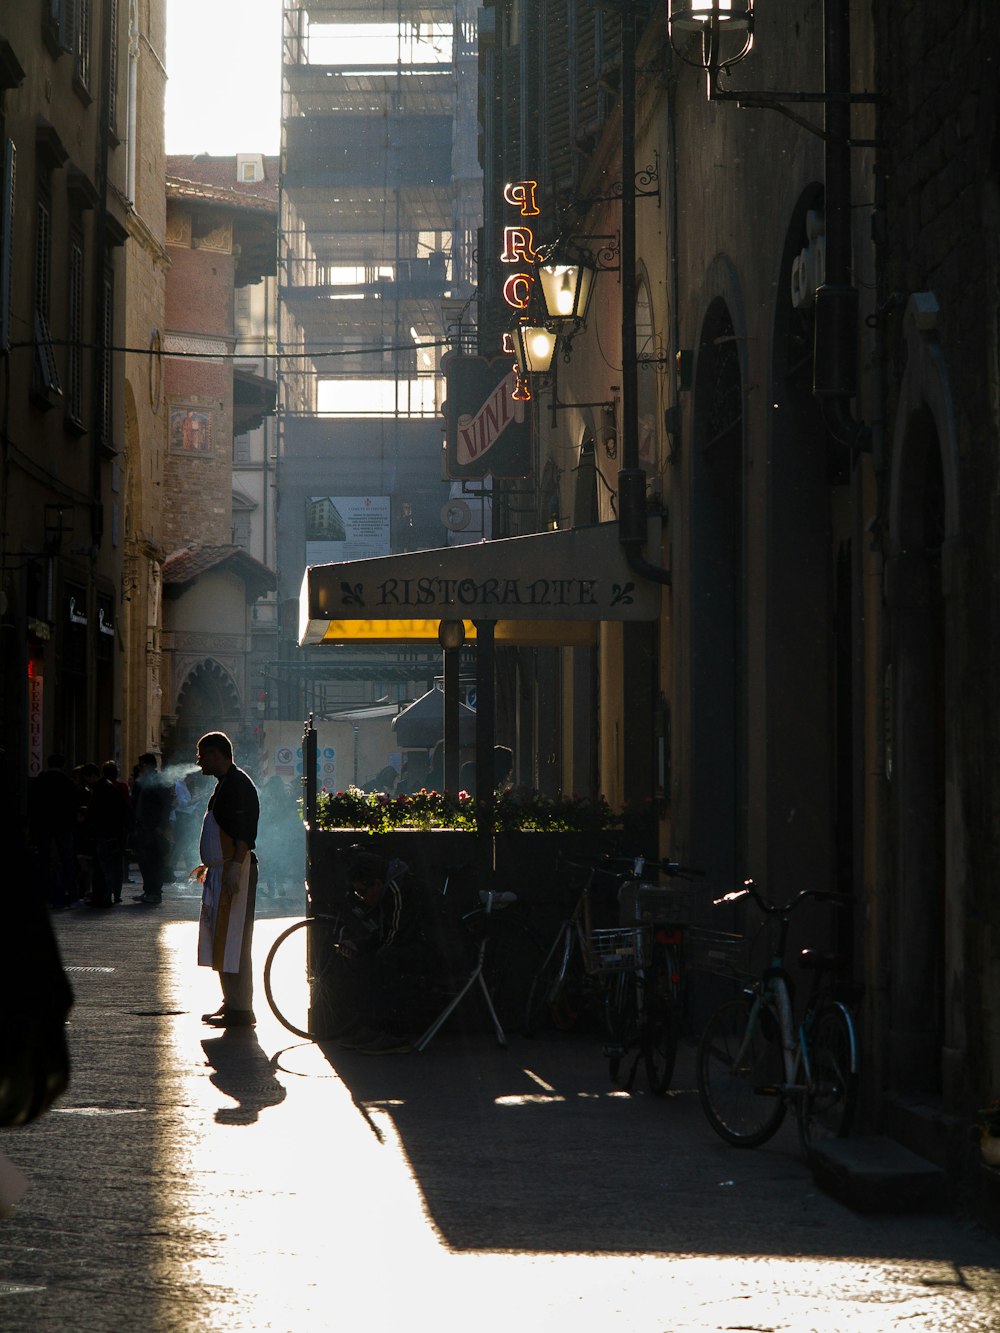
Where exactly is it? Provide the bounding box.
[275,2,482,716]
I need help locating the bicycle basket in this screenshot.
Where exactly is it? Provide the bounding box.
[618,881,691,926]
[583,926,651,975]
[683,927,750,978]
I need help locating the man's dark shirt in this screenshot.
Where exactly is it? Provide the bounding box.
[133,770,172,834]
[208,764,259,852]
[345,864,439,958]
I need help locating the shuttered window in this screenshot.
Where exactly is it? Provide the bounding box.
[99,269,114,446]
[108,0,119,133]
[76,0,92,93]
[33,187,62,403]
[67,233,85,426]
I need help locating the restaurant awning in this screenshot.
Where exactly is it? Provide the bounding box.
[299,519,662,647]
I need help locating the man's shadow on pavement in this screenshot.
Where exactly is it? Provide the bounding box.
[201,1029,287,1125]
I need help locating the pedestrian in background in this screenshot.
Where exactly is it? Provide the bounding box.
[85,762,131,906]
[195,732,260,1029]
[131,753,172,906]
[26,753,79,908]
[73,763,101,906]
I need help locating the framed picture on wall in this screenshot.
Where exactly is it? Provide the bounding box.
[169,405,212,454]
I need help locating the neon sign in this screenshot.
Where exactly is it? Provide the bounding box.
[501,180,542,400]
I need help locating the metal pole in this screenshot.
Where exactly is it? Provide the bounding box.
[443,645,460,791]
[473,619,496,888]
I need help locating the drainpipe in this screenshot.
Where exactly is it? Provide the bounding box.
[126,1,138,207]
[90,0,115,549]
[618,0,672,586]
[813,0,870,454]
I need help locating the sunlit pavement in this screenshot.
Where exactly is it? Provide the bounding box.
[2,885,999,1332]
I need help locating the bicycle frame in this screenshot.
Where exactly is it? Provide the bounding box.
[714,879,864,1141]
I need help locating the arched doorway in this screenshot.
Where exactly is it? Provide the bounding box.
[888,407,947,1092]
[886,295,963,1098]
[170,660,242,765]
[690,297,745,887]
[768,189,844,913]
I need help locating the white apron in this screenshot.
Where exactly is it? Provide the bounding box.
[197,808,251,973]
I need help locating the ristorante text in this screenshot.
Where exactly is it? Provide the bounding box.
[376,576,600,608]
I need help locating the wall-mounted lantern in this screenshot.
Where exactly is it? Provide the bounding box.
[535,244,597,332]
[512,319,558,379]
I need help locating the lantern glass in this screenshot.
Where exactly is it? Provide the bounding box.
[513,322,558,377]
[537,260,596,327]
[670,1,752,34]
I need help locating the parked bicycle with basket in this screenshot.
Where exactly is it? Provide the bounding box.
[690,878,859,1156]
[525,853,701,1095]
[600,857,701,1094]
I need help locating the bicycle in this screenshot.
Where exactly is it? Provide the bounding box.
[599,857,701,1095]
[263,864,542,1048]
[523,855,627,1038]
[693,879,859,1156]
[524,853,700,1096]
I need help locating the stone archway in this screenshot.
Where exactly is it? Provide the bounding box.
[886,293,964,1098]
[170,659,243,765]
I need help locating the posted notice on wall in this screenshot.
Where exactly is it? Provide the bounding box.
[305,496,391,567]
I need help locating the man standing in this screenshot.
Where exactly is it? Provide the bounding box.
[131,753,172,906]
[195,732,259,1029]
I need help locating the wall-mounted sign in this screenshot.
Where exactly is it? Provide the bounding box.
[301,518,663,645]
[443,355,532,479]
[305,495,391,567]
[28,668,43,778]
[500,180,542,402]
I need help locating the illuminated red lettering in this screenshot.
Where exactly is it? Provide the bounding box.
[503,181,540,216]
[501,226,538,265]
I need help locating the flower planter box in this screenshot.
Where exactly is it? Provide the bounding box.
[305,826,643,928]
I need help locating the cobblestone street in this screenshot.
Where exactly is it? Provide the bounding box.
[1,885,998,1332]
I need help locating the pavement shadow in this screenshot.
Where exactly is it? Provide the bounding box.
[316,1034,997,1264]
[201,1029,287,1126]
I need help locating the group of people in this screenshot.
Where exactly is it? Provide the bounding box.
[26,751,212,911]
[24,731,474,1053]
[366,743,514,799]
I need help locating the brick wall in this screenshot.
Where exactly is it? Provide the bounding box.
[164,211,236,550]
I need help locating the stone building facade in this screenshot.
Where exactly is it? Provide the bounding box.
[160,156,278,765]
[0,0,167,799]
[478,0,1000,1196]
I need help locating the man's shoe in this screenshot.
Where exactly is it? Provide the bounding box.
[134,895,162,905]
[203,1009,256,1028]
[356,1031,412,1055]
[202,1007,227,1023]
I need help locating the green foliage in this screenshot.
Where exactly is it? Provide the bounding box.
[314,783,619,834]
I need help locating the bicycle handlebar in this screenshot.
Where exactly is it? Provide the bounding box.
[562,852,705,881]
[714,878,853,916]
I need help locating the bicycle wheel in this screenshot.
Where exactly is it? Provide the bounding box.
[604,970,638,1083]
[524,928,584,1035]
[797,1000,858,1155]
[697,995,787,1146]
[474,910,546,1034]
[263,917,352,1040]
[643,948,680,1095]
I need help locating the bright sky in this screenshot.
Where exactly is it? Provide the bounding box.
[164,0,282,156]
